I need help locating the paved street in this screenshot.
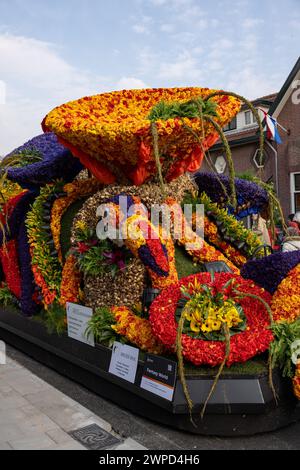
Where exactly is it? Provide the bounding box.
[0,349,146,450]
[0,345,300,450]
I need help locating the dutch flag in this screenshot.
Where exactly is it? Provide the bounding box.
[260,109,282,144]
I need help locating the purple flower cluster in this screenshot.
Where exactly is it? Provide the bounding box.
[5,133,82,190]
[17,220,39,316]
[0,191,40,316]
[241,251,300,294]
[194,172,269,218]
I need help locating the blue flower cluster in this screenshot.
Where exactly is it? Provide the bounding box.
[241,251,300,294]
[5,133,83,190]
[194,172,269,219]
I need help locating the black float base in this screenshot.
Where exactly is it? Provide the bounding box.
[0,308,299,436]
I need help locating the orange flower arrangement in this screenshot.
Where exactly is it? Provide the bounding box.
[31,261,56,306]
[165,198,239,274]
[271,264,300,323]
[203,216,247,267]
[59,254,82,307]
[43,88,240,185]
[111,306,164,355]
[293,363,300,400]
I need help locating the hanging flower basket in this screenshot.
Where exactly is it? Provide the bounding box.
[42,88,241,185]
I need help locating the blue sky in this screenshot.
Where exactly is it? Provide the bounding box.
[0,0,299,154]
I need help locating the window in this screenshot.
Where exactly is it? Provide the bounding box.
[244,110,252,125]
[253,149,267,168]
[223,116,237,132]
[291,173,300,212]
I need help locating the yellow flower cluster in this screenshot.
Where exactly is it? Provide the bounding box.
[0,180,23,204]
[184,298,243,334]
[43,88,240,180]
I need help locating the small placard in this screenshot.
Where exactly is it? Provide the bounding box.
[66,302,94,347]
[109,342,139,383]
[140,354,177,401]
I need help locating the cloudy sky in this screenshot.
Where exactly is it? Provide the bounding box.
[0,0,299,154]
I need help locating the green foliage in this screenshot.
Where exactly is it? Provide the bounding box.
[26,181,64,291]
[85,307,125,348]
[0,284,16,307]
[44,303,67,336]
[77,242,111,276]
[148,97,218,121]
[269,319,300,378]
[1,149,42,168]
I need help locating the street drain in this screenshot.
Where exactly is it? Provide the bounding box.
[69,424,121,450]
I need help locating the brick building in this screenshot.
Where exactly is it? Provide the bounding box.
[205,57,300,218]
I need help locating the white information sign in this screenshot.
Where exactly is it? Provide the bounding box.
[109,342,139,383]
[66,302,94,347]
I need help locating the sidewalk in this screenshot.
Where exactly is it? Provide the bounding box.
[0,356,146,450]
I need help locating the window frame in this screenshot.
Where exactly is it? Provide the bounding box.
[290,172,300,213]
[244,110,252,126]
[223,116,237,132]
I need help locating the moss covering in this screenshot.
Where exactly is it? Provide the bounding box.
[60,198,86,260]
[183,355,268,377]
[175,244,205,279]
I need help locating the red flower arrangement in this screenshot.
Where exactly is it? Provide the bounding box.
[149,272,273,366]
[0,240,22,298]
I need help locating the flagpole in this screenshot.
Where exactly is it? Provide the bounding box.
[266,140,279,196]
[258,107,289,134]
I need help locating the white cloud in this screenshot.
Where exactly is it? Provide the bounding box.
[133,24,149,34]
[226,67,278,99]
[158,51,202,81]
[160,23,175,33]
[289,19,300,28]
[116,77,148,89]
[242,18,264,29]
[0,33,110,155]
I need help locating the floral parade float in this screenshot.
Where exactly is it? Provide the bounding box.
[0,87,299,435]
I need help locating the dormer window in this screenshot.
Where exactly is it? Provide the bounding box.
[224,116,237,132]
[244,110,252,125]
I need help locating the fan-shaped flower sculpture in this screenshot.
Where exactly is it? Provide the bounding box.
[42,88,241,185]
[3,133,83,190]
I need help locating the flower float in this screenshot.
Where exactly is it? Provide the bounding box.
[150,272,273,367]
[42,88,240,185]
